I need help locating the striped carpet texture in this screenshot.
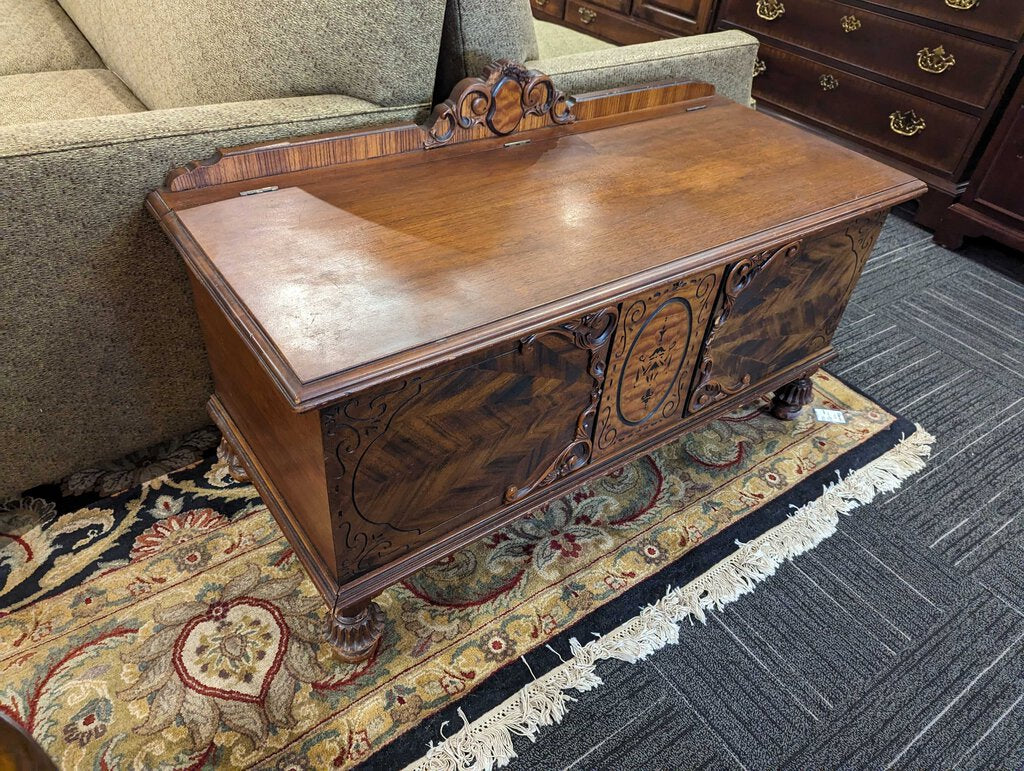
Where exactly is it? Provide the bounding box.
[505,213,1024,770]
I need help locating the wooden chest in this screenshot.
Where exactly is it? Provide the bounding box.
[716,0,1024,228]
[148,63,924,662]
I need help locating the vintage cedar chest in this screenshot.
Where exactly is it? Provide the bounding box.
[147,62,925,662]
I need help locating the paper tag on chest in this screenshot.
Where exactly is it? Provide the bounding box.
[813,408,847,424]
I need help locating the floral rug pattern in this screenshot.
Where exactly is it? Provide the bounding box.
[0,373,894,769]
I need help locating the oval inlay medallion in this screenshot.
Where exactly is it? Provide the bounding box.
[616,297,692,426]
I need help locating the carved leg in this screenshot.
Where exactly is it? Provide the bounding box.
[216,436,250,483]
[328,598,385,663]
[771,376,814,420]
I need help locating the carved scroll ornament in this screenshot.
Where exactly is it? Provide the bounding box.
[425,60,575,147]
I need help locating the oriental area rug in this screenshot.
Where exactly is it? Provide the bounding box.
[0,372,932,770]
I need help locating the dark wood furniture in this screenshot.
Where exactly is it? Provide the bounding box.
[147,62,924,662]
[935,71,1024,252]
[716,0,1024,229]
[0,711,56,771]
[532,0,716,43]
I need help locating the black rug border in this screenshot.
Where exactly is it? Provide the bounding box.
[361,399,918,770]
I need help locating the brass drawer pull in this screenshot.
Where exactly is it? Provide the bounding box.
[945,0,980,9]
[753,58,767,77]
[578,6,597,23]
[820,74,839,90]
[756,0,785,21]
[840,14,861,31]
[917,45,956,73]
[889,110,926,136]
[534,0,547,6]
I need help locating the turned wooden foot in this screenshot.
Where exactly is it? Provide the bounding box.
[328,599,385,663]
[771,376,814,420]
[216,436,250,482]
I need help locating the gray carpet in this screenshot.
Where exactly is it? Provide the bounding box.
[506,213,1024,770]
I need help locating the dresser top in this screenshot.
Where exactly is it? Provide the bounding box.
[150,68,923,408]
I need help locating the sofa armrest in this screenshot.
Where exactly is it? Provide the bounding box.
[0,95,424,499]
[527,29,759,107]
[0,95,424,158]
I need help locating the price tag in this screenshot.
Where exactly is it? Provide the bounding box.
[813,408,847,424]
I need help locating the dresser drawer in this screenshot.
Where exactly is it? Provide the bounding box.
[720,0,1012,110]
[531,0,567,20]
[632,0,703,35]
[565,0,671,43]
[579,0,630,15]
[754,44,979,175]
[856,0,1024,44]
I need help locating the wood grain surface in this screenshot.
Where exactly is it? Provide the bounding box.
[169,100,918,406]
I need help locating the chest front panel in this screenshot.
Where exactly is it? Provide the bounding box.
[321,308,616,583]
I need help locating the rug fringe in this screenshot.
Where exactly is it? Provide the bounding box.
[405,425,935,771]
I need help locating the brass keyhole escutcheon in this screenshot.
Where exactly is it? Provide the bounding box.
[820,74,839,91]
[756,0,785,21]
[917,45,956,73]
[840,14,861,31]
[945,0,979,9]
[889,110,926,136]
[753,58,767,77]
[578,6,597,23]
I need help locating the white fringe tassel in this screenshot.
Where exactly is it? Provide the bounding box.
[405,426,935,771]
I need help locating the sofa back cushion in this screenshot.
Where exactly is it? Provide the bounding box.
[437,0,539,98]
[0,0,101,75]
[56,0,446,109]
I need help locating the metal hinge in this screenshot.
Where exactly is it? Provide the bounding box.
[239,185,279,196]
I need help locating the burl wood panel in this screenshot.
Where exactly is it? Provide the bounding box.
[321,308,615,584]
[690,213,886,410]
[594,267,721,457]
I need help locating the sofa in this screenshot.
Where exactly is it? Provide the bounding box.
[0,0,757,500]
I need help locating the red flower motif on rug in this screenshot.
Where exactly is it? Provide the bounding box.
[129,509,226,561]
[119,565,326,747]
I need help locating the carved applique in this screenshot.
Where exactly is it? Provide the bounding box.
[424,59,575,147]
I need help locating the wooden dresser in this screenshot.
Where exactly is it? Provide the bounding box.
[936,72,1024,252]
[148,63,923,663]
[716,0,1024,227]
[532,0,716,43]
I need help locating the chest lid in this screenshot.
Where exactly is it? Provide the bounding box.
[148,61,924,409]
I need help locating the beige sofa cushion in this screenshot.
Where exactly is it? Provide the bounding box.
[0,0,101,75]
[439,0,541,93]
[528,30,759,107]
[55,0,447,110]
[0,69,145,126]
[534,19,614,59]
[0,96,423,500]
